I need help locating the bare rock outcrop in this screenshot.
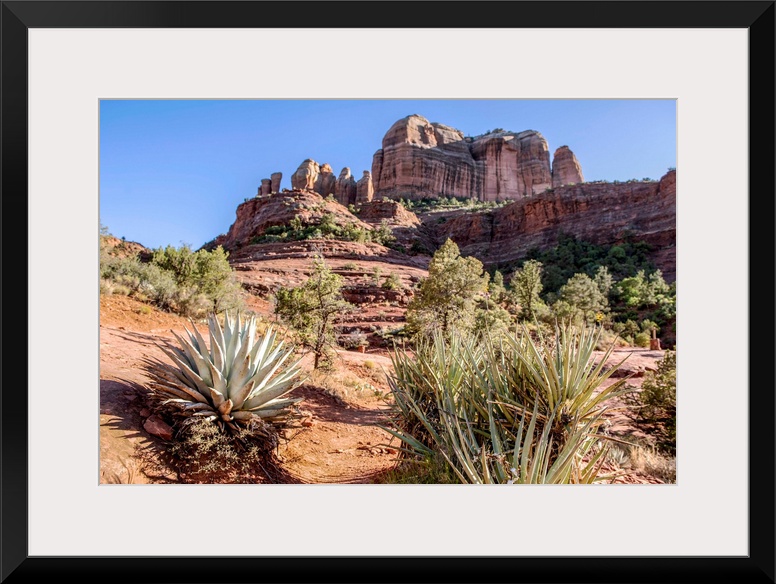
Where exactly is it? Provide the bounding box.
[335,167,357,206]
[429,170,676,282]
[371,114,556,202]
[356,171,374,204]
[260,178,272,196]
[314,163,337,197]
[469,130,552,201]
[551,146,584,187]
[271,172,282,193]
[292,159,320,191]
[372,114,479,200]
[357,200,421,227]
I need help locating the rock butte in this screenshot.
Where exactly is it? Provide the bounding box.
[213,114,675,281]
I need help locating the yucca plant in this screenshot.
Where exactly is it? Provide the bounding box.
[487,324,633,452]
[144,311,305,435]
[384,324,628,484]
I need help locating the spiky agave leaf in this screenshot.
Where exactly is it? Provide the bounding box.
[145,311,306,433]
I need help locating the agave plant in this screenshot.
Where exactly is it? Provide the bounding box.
[144,311,305,434]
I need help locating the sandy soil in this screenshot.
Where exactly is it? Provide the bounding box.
[99,295,400,484]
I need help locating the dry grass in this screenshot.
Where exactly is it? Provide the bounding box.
[307,363,388,403]
[605,441,676,483]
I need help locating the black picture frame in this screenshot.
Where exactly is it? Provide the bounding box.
[2,1,773,582]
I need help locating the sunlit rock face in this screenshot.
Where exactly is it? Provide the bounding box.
[371,114,554,201]
[551,145,584,187]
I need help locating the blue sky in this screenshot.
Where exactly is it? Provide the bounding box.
[100,99,676,250]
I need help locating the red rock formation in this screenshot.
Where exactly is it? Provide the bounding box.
[551,146,584,187]
[357,200,420,227]
[356,171,374,204]
[372,114,478,200]
[432,170,676,281]
[469,130,552,201]
[291,159,320,190]
[259,178,271,196]
[371,114,555,202]
[335,167,357,206]
[270,172,282,193]
[314,163,337,197]
[212,190,371,251]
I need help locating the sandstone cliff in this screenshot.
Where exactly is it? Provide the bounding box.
[370,114,556,202]
[428,170,676,281]
[551,146,584,187]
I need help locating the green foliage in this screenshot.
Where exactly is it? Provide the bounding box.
[631,351,676,453]
[340,330,368,349]
[558,273,608,323]
[614,270,674,312]
[594,265,614,298]
[274,256,355,369]
[385,325,630,484]
[250,214,396,248]
[371,220,396,246]
[382,273,402,291]
[402,195,510,214]
[634,332,651,348]
[149,244,244,315]
[521,233,655,293]
[473,299,513,340]
[509,259,544,321]
[100,230,243,317]
[145,312,305,442]
[377,453,460,484]
[488,270,506,303]
[405,239,489,337]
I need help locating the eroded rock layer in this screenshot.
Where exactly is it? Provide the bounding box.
[371,114,555,201]
[430,170,676,281]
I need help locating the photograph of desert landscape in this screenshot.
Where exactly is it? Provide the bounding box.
[99,99,677,485]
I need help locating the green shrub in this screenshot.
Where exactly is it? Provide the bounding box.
[634,351,676,453]
[340,330,368,349]
[634,332,651,347]
[371,220,396,246]
[382,273,401,290]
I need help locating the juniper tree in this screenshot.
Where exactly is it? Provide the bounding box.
[274,255,354,369]
[406,239,489,337]
[509,259,544,321]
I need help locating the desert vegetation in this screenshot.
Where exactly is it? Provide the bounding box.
[385,325,631,483]
[141,311,306,482]
[100,225,243,317]
[100,181,676,486]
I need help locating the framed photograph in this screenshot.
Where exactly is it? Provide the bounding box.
[3,1,773,582]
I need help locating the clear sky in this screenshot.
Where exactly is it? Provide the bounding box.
[100,99,676,250]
